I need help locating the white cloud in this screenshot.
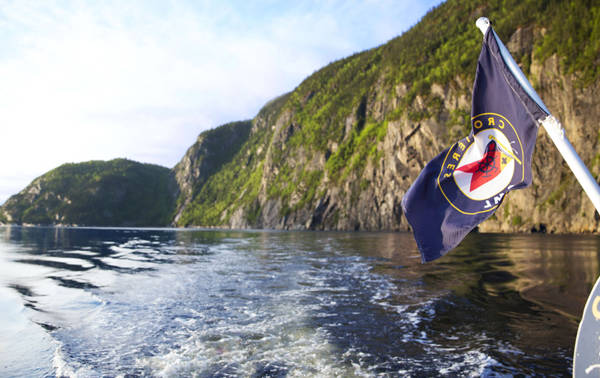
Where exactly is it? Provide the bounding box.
[0,0,442,204]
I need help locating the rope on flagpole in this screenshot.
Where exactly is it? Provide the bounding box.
[476,17,600,214]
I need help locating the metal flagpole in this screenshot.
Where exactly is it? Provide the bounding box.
[476,17,600,375]
[476,17,600,214]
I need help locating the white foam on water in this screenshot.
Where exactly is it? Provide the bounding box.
[1,230,539,376]
[437,350,499,376]
[53,344,97,378]
[45,242,389,376]
[137,305,347,377]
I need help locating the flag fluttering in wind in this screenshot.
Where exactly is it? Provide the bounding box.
[401,23,548,263]
[402,17,600,374]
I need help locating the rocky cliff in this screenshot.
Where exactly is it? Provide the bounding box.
[3,0,598,233]
[172,120,252,224]
[174,0,600,233]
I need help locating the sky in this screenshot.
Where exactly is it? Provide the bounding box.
[0,0,444,204]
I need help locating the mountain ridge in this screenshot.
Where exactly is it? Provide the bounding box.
[2,0,599,233]
[1,159,177,227]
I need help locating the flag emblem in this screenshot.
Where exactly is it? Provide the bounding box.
[456,140,509,192]
[437,113,525,214]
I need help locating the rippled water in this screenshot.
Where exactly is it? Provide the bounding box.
[0,226,597,376]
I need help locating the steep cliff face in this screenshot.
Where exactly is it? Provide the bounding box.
[481,46,600,233]
[174,94,289,227]
[175,0,600,233]
[3,0,596,232]
[172,120,252,223]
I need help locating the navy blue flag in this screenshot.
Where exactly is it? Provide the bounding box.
[401,26,549,262]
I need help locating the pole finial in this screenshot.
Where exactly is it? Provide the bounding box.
[476,17,490,36]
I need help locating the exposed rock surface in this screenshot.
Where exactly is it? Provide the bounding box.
[3,2,598,234]
[174,23,600,234]
[172,121,252,223]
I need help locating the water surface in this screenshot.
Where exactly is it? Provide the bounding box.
[0,226,596,376]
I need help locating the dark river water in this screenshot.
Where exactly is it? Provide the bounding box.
[0,226,597,377]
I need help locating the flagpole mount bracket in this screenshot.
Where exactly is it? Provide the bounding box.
[476,17,490,36]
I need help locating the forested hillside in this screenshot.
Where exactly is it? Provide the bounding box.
[3,0,599,232]
[1,159,176,227]
[174,0,600,233]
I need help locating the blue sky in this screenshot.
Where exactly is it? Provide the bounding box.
[0,0,443,203]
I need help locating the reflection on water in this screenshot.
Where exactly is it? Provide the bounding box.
[0,226,597,376]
